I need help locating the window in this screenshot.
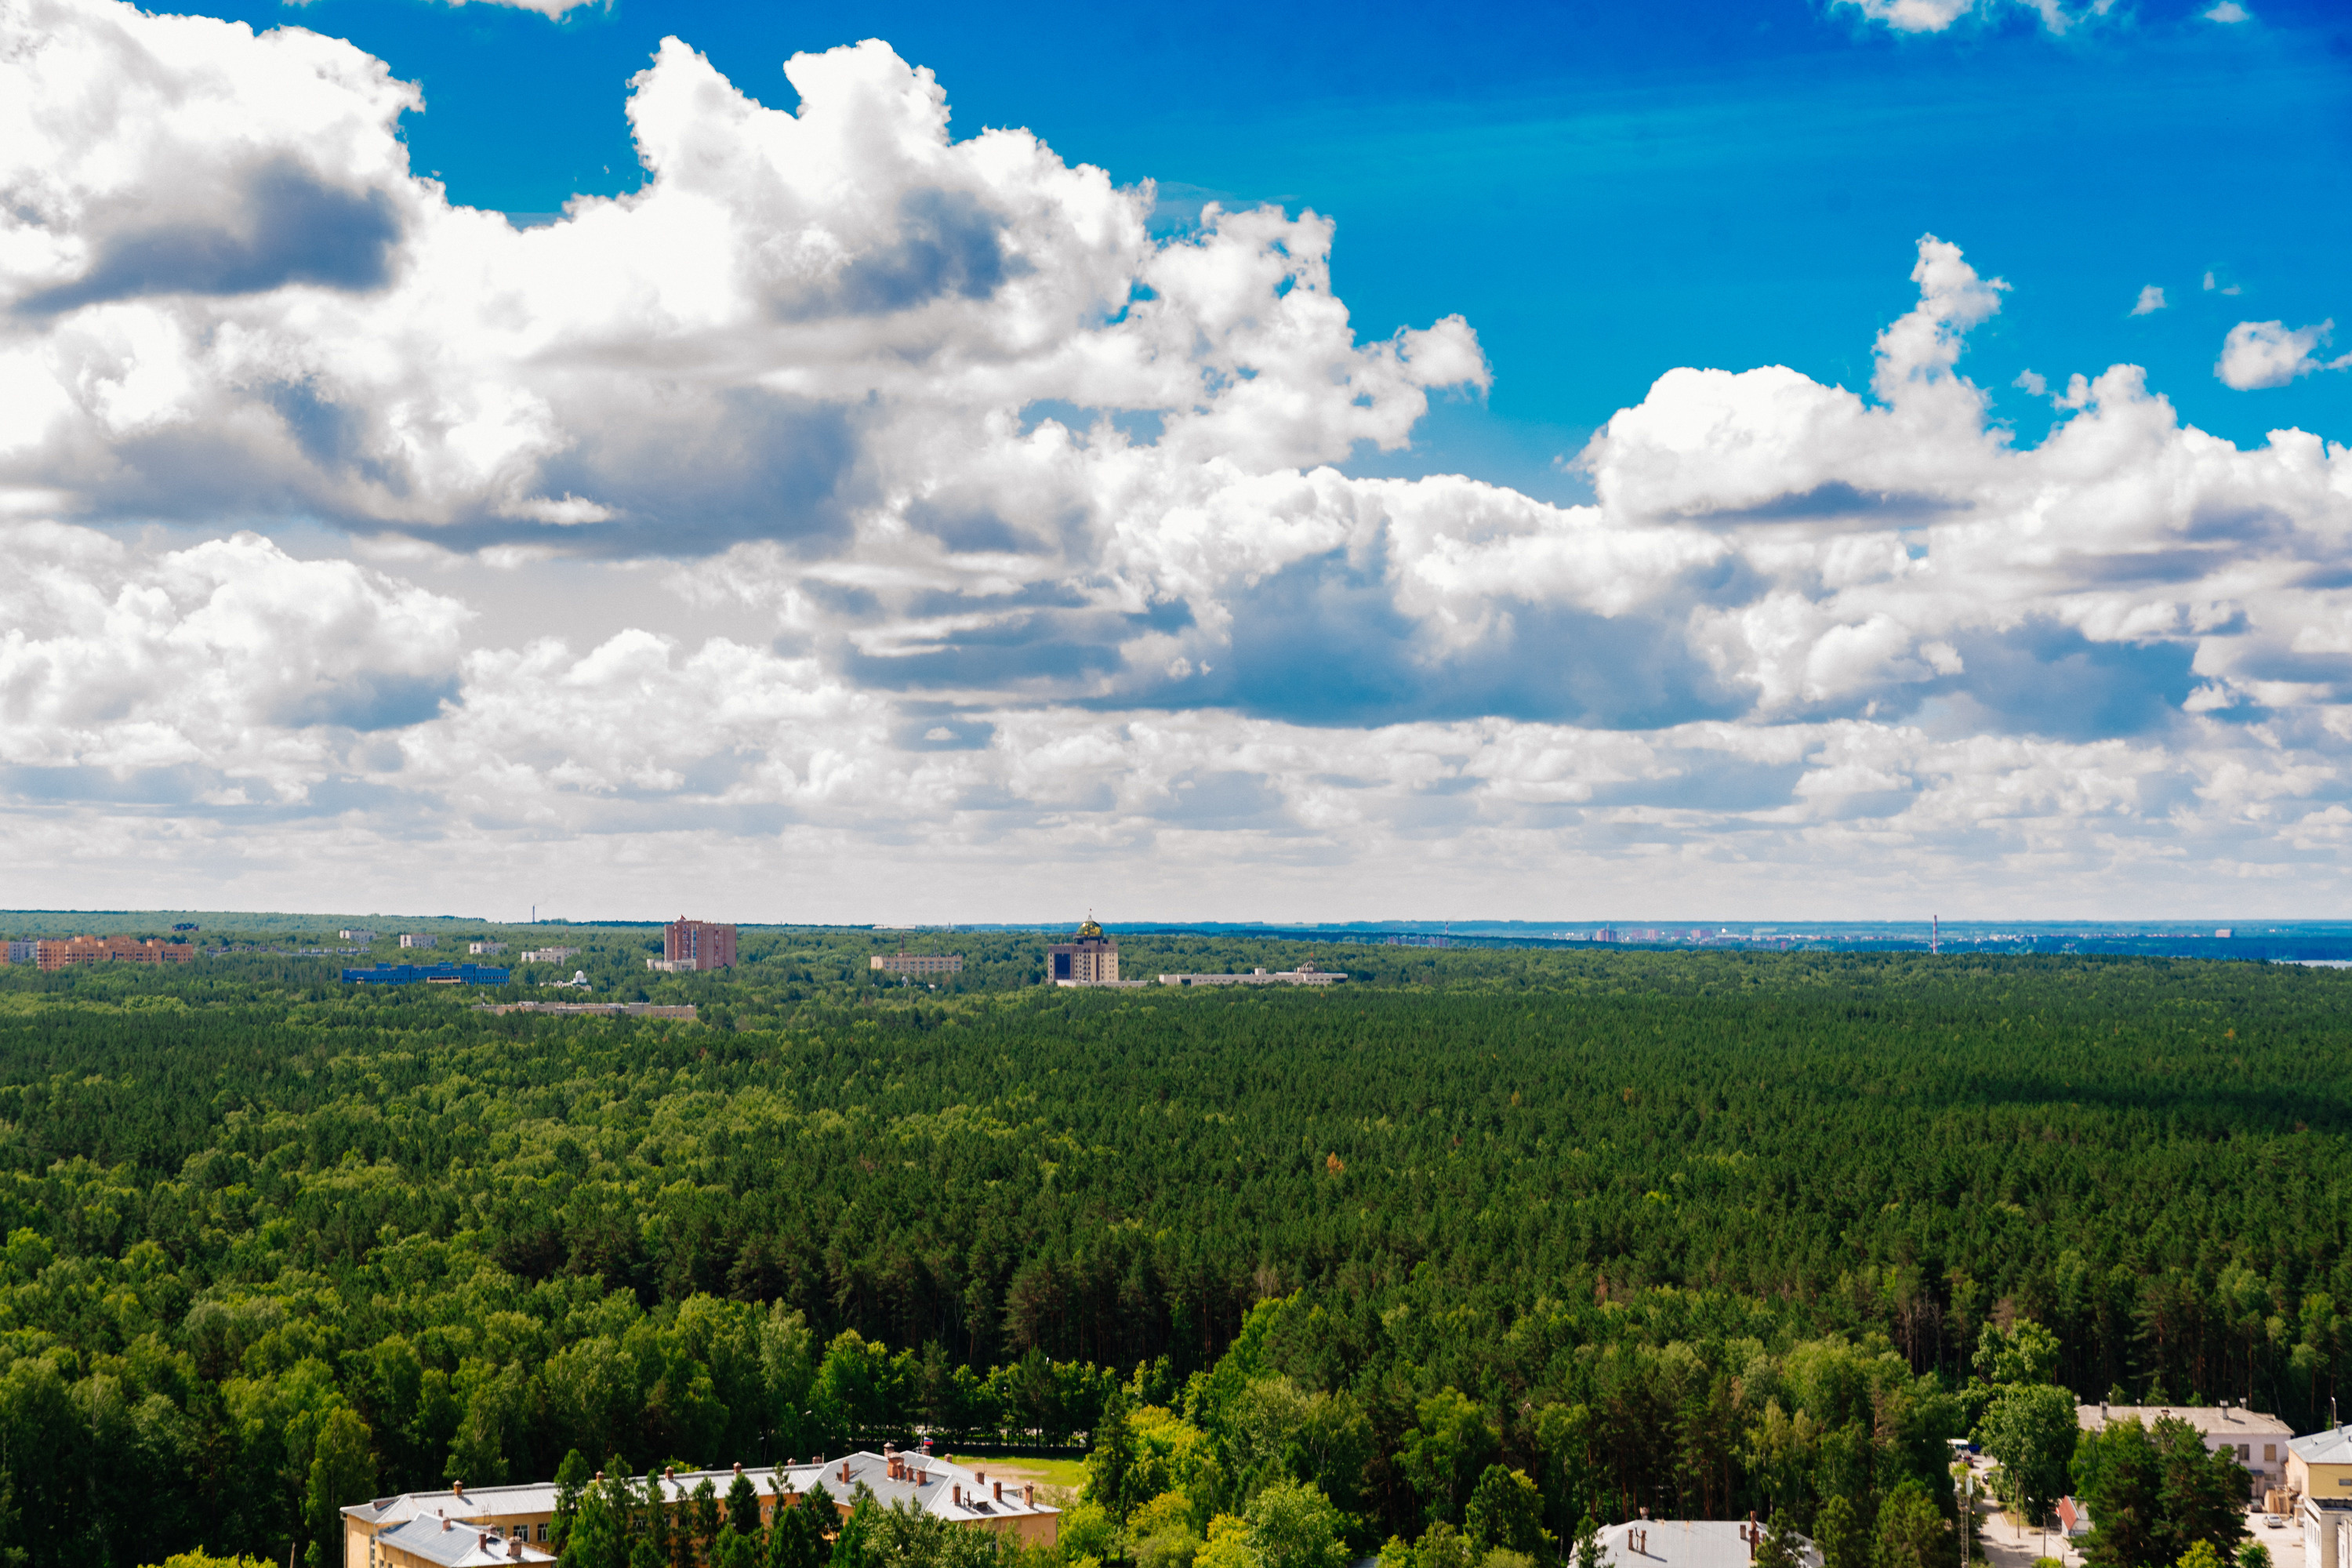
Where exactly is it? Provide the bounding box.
[2266,1445,2278,1462]
[2239,1445,2251,1460]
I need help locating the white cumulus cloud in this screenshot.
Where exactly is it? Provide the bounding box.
[5,0,2352,916]
[1834,0,2114,34]
[2131,285,2166,315]
[2216,319,2350,390]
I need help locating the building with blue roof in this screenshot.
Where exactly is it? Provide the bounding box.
[342,964,509,985]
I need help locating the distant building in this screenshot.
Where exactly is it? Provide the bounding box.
[1597,1517,1820,1568]
[399,934,437,949]
[2081,1403,2289,1494]
[1048,918,1121,984]
[873,952,964,975]
[468,942,508,955]
[343,964,510,986]
[520,946,577,962]
[4,941,35,964]
[172,922,198,932]
[648,917,735,973]
[1159,962,1345,987]
[474,1002,696,1019]
[341,929,376,942]
[25,937,194,971]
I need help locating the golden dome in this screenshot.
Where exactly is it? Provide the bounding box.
[1076,916,1104,940]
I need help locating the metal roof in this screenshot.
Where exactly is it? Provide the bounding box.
[376,1514,555,1568]
[343,1452,1059,1531]
[1599,1519,1820,1568]
[2291,1428,2352,1465]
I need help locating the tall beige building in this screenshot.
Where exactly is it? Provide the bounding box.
[1047,918,1118,983]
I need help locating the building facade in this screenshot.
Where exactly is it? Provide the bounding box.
[400,934,438,949]
[657,918,738,971]
[343,1452,1058,1568]
[871,953,964,975]
[1048,919,1118,983]
[20,937,194,971]
[2080,1404,2293,1495]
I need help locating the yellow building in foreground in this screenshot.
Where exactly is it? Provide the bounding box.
[344,1451,1059,1568]
[2292,1425,2352,1501]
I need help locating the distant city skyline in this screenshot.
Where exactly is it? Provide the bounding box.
[3,0,2350,915]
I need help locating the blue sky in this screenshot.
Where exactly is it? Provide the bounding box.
[2,0,2351,920]
[183,0,2352,499]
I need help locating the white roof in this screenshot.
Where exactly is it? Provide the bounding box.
[2291,1428,2352,1465]
[376,1514,555,1567]
[2077,1405,2293,1438]
[344,1453,1058,1531]
[1600,1519,1819,1568]
[816,1450,1059,1523]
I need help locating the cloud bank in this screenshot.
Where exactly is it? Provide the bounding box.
[3,0,2351,917]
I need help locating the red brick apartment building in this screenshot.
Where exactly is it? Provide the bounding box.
[10,937,194,971]
[659,917,736,971]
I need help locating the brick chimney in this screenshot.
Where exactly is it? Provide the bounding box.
[993,1482,1003,1502]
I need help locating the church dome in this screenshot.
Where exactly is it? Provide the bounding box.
[1076,917,1105,940]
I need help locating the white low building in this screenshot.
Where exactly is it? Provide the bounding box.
[1599,1517,1820,1568]
[1157,963,1346,986]
[2078,1403,2292,1495]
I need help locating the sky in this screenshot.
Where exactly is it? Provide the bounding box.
[2,0,2350,922]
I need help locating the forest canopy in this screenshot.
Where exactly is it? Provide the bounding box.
[0,944,2339,1568]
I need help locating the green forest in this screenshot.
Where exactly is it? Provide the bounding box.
[0,937,2342,1568]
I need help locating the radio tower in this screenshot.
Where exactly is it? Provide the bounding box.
[1931,914,1940,956]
